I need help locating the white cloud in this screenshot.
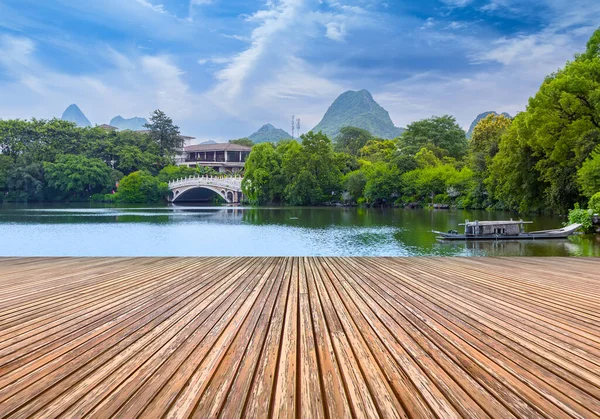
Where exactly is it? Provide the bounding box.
[198,56,231,65]
[480,0,509,12]
[474,34,563,66]
[325,21,346,41]
[377,23,597,130]
[135,0,168,15]
[0,35,35,68]
[204,0,380,131]
[0,34,223,137]
[439,0,473,8]
[420,17,435,30]
[446,21,467,30]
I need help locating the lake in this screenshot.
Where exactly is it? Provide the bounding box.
[0,204,598,257]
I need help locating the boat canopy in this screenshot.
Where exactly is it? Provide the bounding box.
[459,219,533,236]
[458,220,533,226]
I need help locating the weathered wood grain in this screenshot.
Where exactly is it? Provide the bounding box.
[0,257,599,418]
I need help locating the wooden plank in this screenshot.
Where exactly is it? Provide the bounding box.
[0,257,598,418]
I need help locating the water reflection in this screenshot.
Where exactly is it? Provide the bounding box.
[0,203,597,257]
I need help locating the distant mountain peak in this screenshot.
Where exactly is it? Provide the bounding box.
[312,90,404,139]
[61,104,91,127]
[248,124,292,143]
[261,123,275,129]
[466,111,512,138]
[109,115,148,131]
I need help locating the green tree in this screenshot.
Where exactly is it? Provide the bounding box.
[414,147,442,168]
[359,139,397,162]
[488,28,600,212]
[334,126,374,155]
[567,204,595,232]
[398,115,468,159]
[4,157,44,202]
[487,117,546,211]
[362,162,402,205]
[578,144,600,198]
[589,192,600,213]
[43,155,114,200]
[0,118,83,162]
[113,171,169,203]
[391,154,418,174]
[242,143,284,204]
[344,170,367,202]
[116,145,163,175]
[333,152,360,175]
[144,110,184,158]
[401,164,472,206]
[469,113,512,207]
[229,138,254,147]
[157,165,197,183]
[0,155,13,191]
[282,131,342,205]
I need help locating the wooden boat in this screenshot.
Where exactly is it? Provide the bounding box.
[433,219,582,241]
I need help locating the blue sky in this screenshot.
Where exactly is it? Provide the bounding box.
[0,0,599,141]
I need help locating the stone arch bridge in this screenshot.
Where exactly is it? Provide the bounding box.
[168,176,243,203]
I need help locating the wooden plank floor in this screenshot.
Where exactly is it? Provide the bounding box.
[0,257,599,418]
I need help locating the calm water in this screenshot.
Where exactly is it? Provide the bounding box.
[0,204,598,257]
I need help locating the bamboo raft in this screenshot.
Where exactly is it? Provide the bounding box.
[0,257,599,418]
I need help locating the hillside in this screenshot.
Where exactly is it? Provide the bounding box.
[109,116,148,131]
[467,111,512,138]
[248,124,292,143]
[312,90,404,139]
[61,104,91,127]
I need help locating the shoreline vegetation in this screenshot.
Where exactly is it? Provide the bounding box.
[1,29,600,231]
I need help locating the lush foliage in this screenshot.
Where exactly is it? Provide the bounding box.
[469,113,512,208]
[567,204,595,232]
[589,192,600,214]
[398,115,468,159]
[0,155,12,191]
[144,110,185,158]
[488,28,600,213]
[0,110,181,202]
[243,133,344,205]
[334,126,374,155]
[111,171,169,203]
[242,27,600,216]
[4,158,45,202]
[44,155,117,200]
[578,144,600,198]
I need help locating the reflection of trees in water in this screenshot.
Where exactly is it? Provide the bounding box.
[565,235,600,256]
[114,215,170,224]
[461,239,588,257]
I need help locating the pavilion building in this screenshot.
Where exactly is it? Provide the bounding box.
[176,143,251,174]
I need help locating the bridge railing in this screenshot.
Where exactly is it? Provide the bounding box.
[168,175,243,190]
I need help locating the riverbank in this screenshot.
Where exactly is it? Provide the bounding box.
[1,256,599,417]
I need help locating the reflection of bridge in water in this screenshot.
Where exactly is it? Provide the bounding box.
[168,176,243,203]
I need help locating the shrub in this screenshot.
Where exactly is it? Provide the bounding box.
[589,192,600,214]
[113,171,169,203]
[567,203,594,233]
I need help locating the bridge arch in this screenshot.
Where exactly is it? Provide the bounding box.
[168,175,243,204]
[171,186,229,203]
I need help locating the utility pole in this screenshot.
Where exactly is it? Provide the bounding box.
[291,114,295,139]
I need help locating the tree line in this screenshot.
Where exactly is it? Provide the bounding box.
[0,110,213,203]
[243,28,600,227]
[2,28,600,218]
